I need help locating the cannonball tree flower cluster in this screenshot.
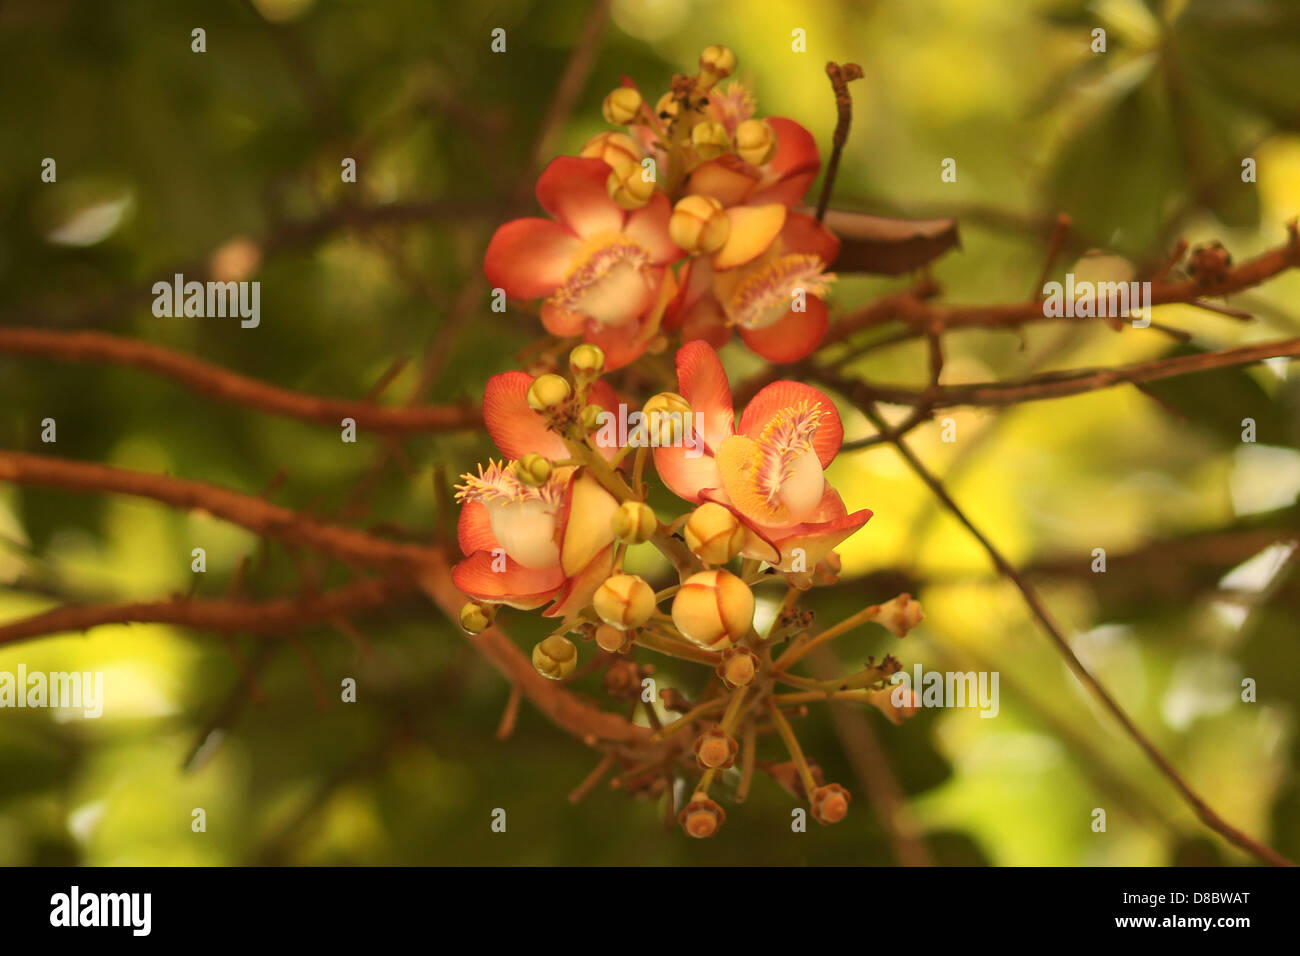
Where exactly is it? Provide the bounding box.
[484,44,840,368]
[457,47,923,838]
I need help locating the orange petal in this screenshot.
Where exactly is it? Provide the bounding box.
[451,550,565,610]
[457,499,498,556]
[686,155,760,206]
[739,380,844,468]
[675,340,735,451]
[652,443,724,504]
[749,118,820,207]
[766,507,872,573]
[535,156,625,238]
[483,218,580,299]
[482,371,570,460]
[624,193,684,265]
[779,211,841,266]
[677,294,732,352]
[737,296,828,363]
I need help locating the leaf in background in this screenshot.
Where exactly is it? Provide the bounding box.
[814,208,960,275]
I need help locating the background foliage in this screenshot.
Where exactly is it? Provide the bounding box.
[2,0,1298,865]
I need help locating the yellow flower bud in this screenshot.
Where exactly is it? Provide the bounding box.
[593,573,656,629]
[671,569,754,650]
[735,118,777,166]
[642,391,691,445]
[699,45,737,80]
[611,500,657,544]
[684,501,745,564]
[693,726,738,770]
[601,86,644,126]
[811,783,851,825]
[669,194,731,255]
[716,646,759,688]
[580,403,603,431]
[678,794,726,838]
[569,343,605,378]
[595,623,631,654]
[515,452,552,487]
[606,162,655,209]
[526,373,572,412]
[580,130,643,174]
[458,601,493,635]
[872,593,924,638]
[654,91,680,122]
[532,634,578,680]
[690,120,731,160]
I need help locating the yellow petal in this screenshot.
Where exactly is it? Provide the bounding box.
[712,204,787,271]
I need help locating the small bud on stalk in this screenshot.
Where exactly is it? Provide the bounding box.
[671,569,754,650]
[526,373,572,412]
[459,601,493,635]
[612,500,657,543]
[532,634,578,680]
[607,163,655,209]
[601,86,643,125]
[684,501,745,564]
[515,452,552,487]
[735,118,777,165]
[679,794,726,838]
[811,784,851,825]
[594,573,656,629]
[694,725,739,770]
[669,195,731,255]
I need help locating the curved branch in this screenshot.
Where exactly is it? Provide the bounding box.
[0,575,413,647]
[416,551,653,749]
[0,328,481,435]
[0,450,438,569]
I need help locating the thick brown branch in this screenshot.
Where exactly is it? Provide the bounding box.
[0,576,413,647]
[0,328,480,435]
[0,450,439,570]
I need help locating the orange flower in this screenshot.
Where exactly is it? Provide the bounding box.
[483,156,682,369]
[652,341,870,572]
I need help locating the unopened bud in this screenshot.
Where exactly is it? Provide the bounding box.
[593,573,656,629]
[580,131,644,173]
[679,794,726,838]
[595,623,632,654]
[606,162,656,209]
[699,45,737,81]
[671,569,754,650]
[601,86,644,126]
[716,646,759,688]
[569,343,605,378]
[654,91,680,122]
[515,452,552,487]
[811,783,851,825]
[642,391,691,444]
[690,120,730,160]
[532,634,578,680]
[459,601,493,635]
[872,593,924,637]
[669,195,731,255]
[612,500,657,543]
[693,726,738,770]
[735,118,777,166]
[526,373,572,412]
[603,658,642,699]
[580,403,603,431]
[684,501,745,564]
